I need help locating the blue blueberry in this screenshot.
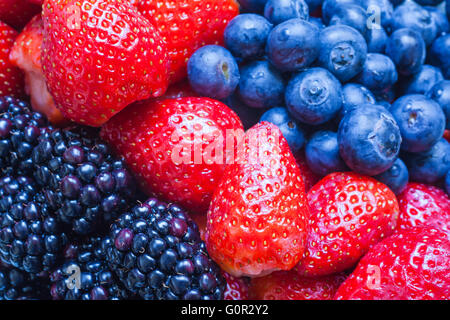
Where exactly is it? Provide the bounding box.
[341,83,376,118]
[405,138,450,185]
[390,94,445,153]
[356,53,398,93]
[367,25,388,53]
[309,17,325,29]
[391,1,438,46]
[260,107,306,152]
[402,65,444,95]
[318,25,368,82]
[321,0,362,24]
[376,99,392,110]
[237,60,285,108]
[428,34,450,79]
[266,19,320,72]
[238,0,269,13]
[305,130,347,176]
[386,28,426,76]
[374,158,409,194]
[362,0,394,32]
[414,0,445,6]
[425,6,449,36]
[224,14,273,61]
[338,104,402,176]
[187,45,239,99]
[285,67,343,125]
[221,95,264,130]
[264,0,309,25]
[446,170,450,195]
[447,0,450,20]
[329,4,369,39]
[426,80,450,129]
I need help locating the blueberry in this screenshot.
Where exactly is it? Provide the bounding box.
[221,95,264,130]
[338,104,402,175]
[224,14,273,61]
[329,4,369,39]
[321,0,362,24]
[187,45,240,99]
[260,107,305,152]
[405,138,450,184]
[426,80,450,129]
[386,28,426,76]
[309,17,325,29]
[286,67,343,125]
[447,0,450,20]
[445,170,450,195]
[374,158,409,194]
[264,0,309,25]
[390,94,445,153]
[238,0,269,13]
[362,0,394,32]
[318,25,368,82]
[414,0,445,6]
[305,131,347,176]
[428,34,450,79]
[266,19,320,72]
[341,83,376,118]
[402,65,444,95]
[367,25,388,54]
[356,53,398,93]
[237,60,285,108]
[425,6,449,36]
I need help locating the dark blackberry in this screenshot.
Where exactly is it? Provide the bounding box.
[106,198,225,300]
[50,236,132,300]
[32,126,138,235]
[0,175,69,274]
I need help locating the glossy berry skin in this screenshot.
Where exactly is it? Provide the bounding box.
[355,53,398,94]
[250,270,347,300]
[321,0,361,24]
[42,0,169,127]
[338,104,402,176]
[405,138,450,185]
[329,4,369,39]
[305,131,347,176]
[101,97,244,214]
[386,28,426,77]
[237,60,285,109]
[396,183,450,232]
[367,26,388,54]
[362,0,393,32]
[295,172,399,277]
[317,25,368,83]
[390,94,445,153]
[374,158,408,195]
[239,0,269,13]
[224,14,273,61]
[335,226,450,300]
[206,123,310,278]
[187,45,239,100]
[260,107,305,153]
[263,0,309,25]
[429,34,450,79]
[403,65,444,95]
[309,17,325,29]
[266,19,320,73]
[286,68,343,125]
[425,6,449,36]
[0,0,41,30]
[340,83,376,119]
[222,272,249,300]
[0,264,50,300]
[426,80,450,130]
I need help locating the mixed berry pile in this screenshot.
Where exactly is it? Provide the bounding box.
[0,0,448,300]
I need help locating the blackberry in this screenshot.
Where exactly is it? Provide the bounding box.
[32,127,138,235]
[50,236,132,300]
[0,176,69,274]
[106,198,225,300]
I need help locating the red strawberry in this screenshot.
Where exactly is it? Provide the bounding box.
[0,0,41,30]
[101,97,244,214]
[397,183,450,233]
[250,270,347,300]
[444,130,450,143]
[294,150,321,192]
[0,21,24,98]
[335,226,450,300]
[41,0,169,127]
[205,122,309,278]
[9,14,68,125]
[136,0,239,83]
[295,172,399,277]
[222,271,250,300]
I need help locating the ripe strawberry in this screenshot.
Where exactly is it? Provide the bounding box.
[397,183,450,233]
[296,172,399,277]
[9,14,68,125]
[205,122,309,278]
[136,0,239,83]
[294,150,321,192]
[0,0,41,30]
[101,97,244,214]
[223,271,250,300]
[41,0,169,127]
[335,226,450,300]
[0,21,24,98]
[250,270,347,300]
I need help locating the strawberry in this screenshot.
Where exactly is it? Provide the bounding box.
[101,97,244,214]
[0,0,41,30]
[335,226,450,300]
[41,0,169,127]
[444,130,450,143]
[294,150,321,192]
[250,270,347,300]
[296,172,399,277]
[9,14,68,125]
[205,122,310,278]
[136,0,239,83]
[397,183,450,233]
[0,21,24,98]
[223,271,250,300]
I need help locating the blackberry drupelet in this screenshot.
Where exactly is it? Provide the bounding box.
[50,236,132,300]
[32,127,138,235]
[106,198,225,300]
[0,176,69,274]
